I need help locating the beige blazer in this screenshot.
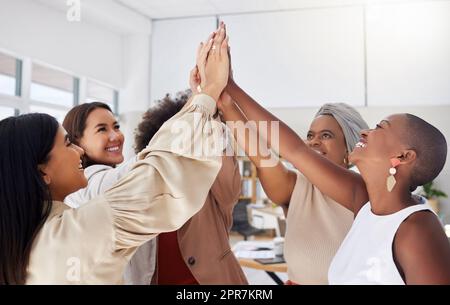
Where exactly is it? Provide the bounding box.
[153,154,248,285]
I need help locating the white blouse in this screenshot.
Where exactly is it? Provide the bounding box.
[64,156,138,209]
[328,199,432,285]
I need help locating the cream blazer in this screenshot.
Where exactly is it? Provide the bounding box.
[26,94,223,284]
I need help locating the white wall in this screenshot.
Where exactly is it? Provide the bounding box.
[367,1,450,106]
[0,0,153,110]
[0,0,123,87]
[151,2,450,109]
[121,34,151,113]
[221,6,366,108]
[0,0,152,160]
[119,33,151,160]
[151,17,217,103]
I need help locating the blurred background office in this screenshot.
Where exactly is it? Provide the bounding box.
[0,0,449,247]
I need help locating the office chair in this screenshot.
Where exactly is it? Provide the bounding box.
[277,217,286,237]
[232,200,266,240]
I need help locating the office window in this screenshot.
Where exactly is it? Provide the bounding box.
[0,52,17,96]
[86,80,118,113]
[0,106,15,120]
[31,63,74,107]
[29,105,67,123]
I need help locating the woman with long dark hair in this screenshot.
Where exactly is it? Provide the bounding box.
[0,114,71,284]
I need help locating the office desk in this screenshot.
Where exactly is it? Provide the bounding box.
[238,258,287,285]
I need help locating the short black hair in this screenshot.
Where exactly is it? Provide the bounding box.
[403,114,447,191]
[134,90,191,153]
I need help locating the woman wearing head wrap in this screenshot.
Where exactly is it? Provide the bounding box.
[280,103,368,284]
[314,103,369,160]
[219,96,368,284]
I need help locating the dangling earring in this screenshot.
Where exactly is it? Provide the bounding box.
[386,158,401,192]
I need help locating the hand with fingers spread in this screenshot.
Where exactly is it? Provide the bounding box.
[195,22,230,102]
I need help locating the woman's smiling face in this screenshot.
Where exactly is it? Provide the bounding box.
[78,108,124,167]
[306,115,348,168]
[350,114,409,167]
[40,126,87,201]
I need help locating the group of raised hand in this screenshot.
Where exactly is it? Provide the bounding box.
[189,22,233,108]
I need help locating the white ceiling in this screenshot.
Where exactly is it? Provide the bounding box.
[33,0,429,32]
[115,0,430,19]
[115,0,389,19]
[35,0,152,34]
